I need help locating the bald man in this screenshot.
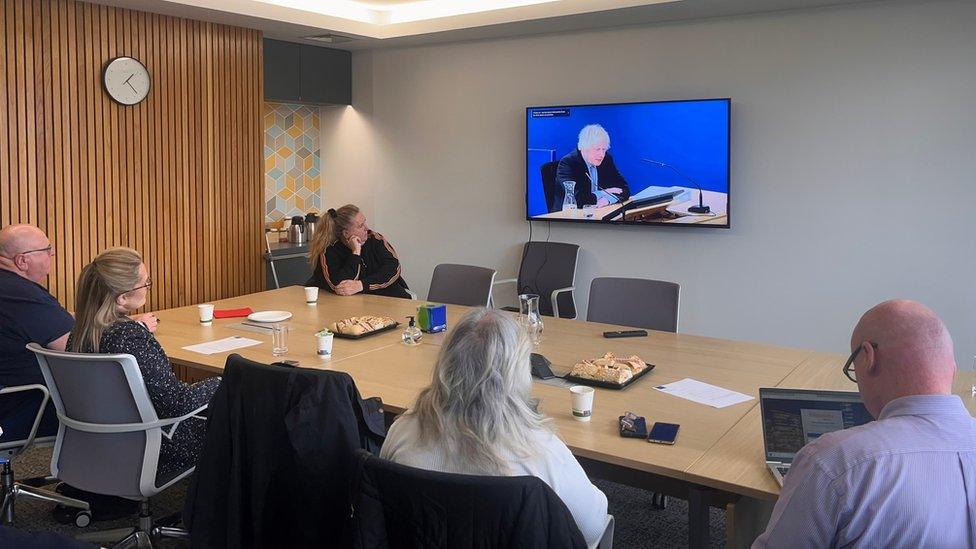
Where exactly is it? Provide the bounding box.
[0,224,74,443]
[754,300,976,548]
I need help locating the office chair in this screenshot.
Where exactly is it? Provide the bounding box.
[427,263,497,307]
[587,277,681,332]
[541,160,563,213]
[28,343,206,548]
[350,449,614,549]
[492,241,580,318]
[0,384,90,527]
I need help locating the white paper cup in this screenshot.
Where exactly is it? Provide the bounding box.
[198,304,215,323]
[570,385,595,422]
[316,331,334,357]
[304,286,319,304]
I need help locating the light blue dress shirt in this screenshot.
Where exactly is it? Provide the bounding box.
[754,394,976,548]
[584,160,618,205]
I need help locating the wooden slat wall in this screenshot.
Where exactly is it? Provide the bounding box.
[0,0,263,312]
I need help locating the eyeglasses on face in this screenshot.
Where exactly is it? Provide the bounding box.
[843,342,879,383]
[126,277,153,293]
[5,245,55,259]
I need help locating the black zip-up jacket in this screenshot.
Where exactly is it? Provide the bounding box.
[184,355,386,549]
[311,230,411,299]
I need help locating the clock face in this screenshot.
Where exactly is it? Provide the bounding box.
[103,57,151,106]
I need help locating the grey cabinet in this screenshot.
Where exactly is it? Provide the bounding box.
[264,39,301,102]
[263,39,351,105]
[300,45,351,105]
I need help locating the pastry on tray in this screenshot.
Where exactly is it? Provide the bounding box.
[569,352,648,384]
[330,315,397,336]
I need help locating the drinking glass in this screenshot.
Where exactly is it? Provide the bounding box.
[272,323,289,356]
[518,294,544,346]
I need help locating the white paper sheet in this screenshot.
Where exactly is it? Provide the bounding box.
[652,378,754,409]
[182,336,262,355]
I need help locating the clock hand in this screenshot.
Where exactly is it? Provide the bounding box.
[126,80,138,93]
[123,73,134,85]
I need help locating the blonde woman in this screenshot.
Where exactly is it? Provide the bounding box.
[380,308,608,545]
[68,247,220,477]
[306,204,411,299]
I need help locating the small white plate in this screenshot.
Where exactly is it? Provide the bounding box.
[247,310,293,323]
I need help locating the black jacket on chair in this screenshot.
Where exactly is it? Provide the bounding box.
[348,450,587,549]
[184,355,386,549]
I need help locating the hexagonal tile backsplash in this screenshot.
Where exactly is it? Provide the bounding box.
[264,102,321,222]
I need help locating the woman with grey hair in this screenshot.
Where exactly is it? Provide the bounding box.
[380,308,608,544]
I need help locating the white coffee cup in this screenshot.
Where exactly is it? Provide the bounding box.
[570,385,595,422]
[198,304,215,324]
[316,330,334,357]
[304,286,319,304]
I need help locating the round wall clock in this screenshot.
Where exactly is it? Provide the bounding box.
[103,56,151,106]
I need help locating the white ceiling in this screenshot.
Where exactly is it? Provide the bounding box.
[88,0,878,50]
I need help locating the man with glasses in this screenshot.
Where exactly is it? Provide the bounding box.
[754,300,976,548]
[0,224,75,444]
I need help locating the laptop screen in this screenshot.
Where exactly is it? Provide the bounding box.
[760,388,873,462]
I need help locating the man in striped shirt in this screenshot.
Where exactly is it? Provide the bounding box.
[754,299,976,548]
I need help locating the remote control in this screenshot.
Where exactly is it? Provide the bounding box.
[603,330,648,338]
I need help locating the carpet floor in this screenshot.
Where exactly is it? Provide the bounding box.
[4,447,725,548]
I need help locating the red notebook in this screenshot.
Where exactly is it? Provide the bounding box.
[213,307,253,319]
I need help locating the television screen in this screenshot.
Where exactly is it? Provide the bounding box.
[525,98,730,227]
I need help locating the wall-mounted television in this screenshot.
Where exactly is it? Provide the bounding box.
[526,98,730,228]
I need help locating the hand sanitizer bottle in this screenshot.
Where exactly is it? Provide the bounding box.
[402,316,423,345]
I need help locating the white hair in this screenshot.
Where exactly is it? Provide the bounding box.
[577,124,610,150]
[406,308,551,475]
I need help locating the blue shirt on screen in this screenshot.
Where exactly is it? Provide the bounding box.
[754,394,976,548]
[0,269,74,389]
[584,160,618,205]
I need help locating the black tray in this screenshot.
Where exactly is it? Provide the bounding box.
[562,363,655,390]
[332,322,401,340]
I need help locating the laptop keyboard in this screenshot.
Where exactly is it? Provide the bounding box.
[776,466,790,478]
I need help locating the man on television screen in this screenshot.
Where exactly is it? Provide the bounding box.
[556,124,631,208]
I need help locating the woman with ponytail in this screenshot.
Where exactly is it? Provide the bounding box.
[69,247,220,477]
[307,204,411,299]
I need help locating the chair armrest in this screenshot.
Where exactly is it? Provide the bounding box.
[550,286,575,319]
[589,514,615,549]
[0,384,50,454]
[57,403,209,438]
[406,289,419,300]
[489,278,518,308]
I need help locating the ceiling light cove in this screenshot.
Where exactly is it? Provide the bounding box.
[258,0,562,25]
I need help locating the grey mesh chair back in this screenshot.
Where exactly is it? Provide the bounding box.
[517,242,580,318]
[586,277,680,332]
[28,343,202,500]
[427,263,497,307]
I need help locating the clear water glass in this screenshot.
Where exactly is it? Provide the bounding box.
[518,294,544,346]
[272,323,289,356]
[527,318,544,346]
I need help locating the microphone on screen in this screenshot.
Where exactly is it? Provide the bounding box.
[640,158,711,214]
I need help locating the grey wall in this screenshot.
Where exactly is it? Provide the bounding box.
[322,0,976,364]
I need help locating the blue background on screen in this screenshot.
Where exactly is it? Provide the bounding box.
[525,98,729,218]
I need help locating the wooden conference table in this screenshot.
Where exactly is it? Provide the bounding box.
[152,287,976,548]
